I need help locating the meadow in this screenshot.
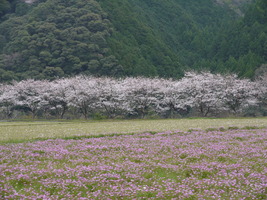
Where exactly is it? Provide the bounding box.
[0,118,267,199]
[0,118,267,144]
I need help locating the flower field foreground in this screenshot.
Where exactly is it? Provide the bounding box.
[1,128,267,199]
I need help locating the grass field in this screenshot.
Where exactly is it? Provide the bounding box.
[1,128,267,199]
[1,118,267,199]
[0,118,267,144]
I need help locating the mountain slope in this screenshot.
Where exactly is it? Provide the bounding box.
[207,0,267,77]
[0,0,123,81]
[0,0,266,81]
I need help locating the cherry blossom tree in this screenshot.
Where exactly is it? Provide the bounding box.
[98,77,131,118]
[221,74,259,115]
[123,77,162,118]
[256,72,267,109]
[178,72,226,117]
[0,72,263,119]
[153,79,188,118]
[43,78,70,119]
[66,76,102,119]
[12,79,49,118]
[0,83,17,119]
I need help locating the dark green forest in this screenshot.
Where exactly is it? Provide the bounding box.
[0,0,266,81]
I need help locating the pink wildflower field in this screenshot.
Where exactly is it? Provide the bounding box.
[1,128,267,199]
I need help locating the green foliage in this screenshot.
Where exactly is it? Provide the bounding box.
[209,0,267,78]
[98,0,266,78]
[42,66,64,80]
[0,0,266,81]
[0,0,10,16]
[0,68,17,82]
[0,0,121,80]
[97,0,232,78]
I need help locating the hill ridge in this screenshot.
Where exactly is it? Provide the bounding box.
[0,0,266,82]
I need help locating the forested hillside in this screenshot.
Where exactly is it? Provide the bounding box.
[0,0,124,81]
[0,0,266,81]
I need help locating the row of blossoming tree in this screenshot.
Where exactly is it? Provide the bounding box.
[0,72,266,119]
